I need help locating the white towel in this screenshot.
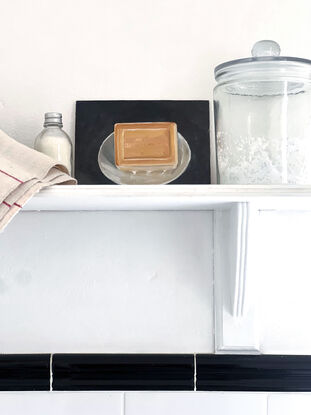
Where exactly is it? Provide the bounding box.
[0,129,76,232]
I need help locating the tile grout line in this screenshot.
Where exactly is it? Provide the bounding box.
[121,392,125,415]
[50,354,53,391]
[212,210,216,352]
[266,394,269,415]
[194,353,197,391]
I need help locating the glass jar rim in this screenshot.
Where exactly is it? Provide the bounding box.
[215,41,311,83]
[215,56,311,81]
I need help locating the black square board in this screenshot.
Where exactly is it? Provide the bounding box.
[75,100,210,184]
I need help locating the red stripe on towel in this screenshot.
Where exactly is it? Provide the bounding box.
[0,169,23,183]
[2,201,22,209]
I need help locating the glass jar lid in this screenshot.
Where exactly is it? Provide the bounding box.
[215,40,311,83]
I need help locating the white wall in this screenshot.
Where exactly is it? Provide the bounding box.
[258,211,311,354]
[1,0,311,147]
[2,206,311,354]
[0,210,214,353]
[2,1,311,410]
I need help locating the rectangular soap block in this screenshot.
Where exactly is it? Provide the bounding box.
[114,122,178,171]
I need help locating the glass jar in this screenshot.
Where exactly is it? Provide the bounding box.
[214,40,311,184]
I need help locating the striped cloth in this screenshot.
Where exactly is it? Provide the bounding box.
[0,129,76,232]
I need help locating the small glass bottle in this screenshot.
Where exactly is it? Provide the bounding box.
[34,112,73,175]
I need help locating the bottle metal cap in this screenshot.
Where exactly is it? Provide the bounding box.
[44,112,63,127]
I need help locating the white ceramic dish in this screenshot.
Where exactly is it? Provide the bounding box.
[98,132,191,185]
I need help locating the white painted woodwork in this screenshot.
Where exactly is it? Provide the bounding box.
[24,185,311,211]
[214,203,260,353]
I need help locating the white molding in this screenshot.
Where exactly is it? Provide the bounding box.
[231,203,248,318]
[23,184,311,211]
[214,202,260,353]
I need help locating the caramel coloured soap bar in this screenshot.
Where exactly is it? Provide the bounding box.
[114,122,178,171]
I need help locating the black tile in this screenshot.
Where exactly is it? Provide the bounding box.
[0,354,50,391]
[197,354,311,392]
[53,354,194,391]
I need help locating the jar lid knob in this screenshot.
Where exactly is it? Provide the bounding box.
[251,40,281,57]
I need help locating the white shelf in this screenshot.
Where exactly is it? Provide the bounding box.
[23,184,311,354]
[24,184,311,211]
[18,184,311,354]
